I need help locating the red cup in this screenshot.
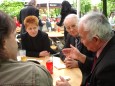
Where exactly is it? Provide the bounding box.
[46,60,53,74]
[58,28,60,32]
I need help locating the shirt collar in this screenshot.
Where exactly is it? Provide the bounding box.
[96,40,110,58]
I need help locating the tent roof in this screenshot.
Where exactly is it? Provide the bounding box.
[37,0,63,4]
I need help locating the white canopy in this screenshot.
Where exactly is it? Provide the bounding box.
[18,0,63,4]
[37,0,63,4]
[17,0,73,4]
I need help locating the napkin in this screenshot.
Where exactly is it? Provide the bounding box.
[54,63,66,70]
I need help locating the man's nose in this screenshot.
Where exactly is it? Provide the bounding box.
[69,28,73,31]
[31,29,35,32]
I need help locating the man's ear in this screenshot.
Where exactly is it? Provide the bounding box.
[93,35,100,43]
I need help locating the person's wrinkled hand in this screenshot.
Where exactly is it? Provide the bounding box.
[39,51,50,57]
[56,76,71,86]
[62,48,72,58]
[70,44,86,63]
[62,44,80,60]
[62,44,86,63]
[69,44,81,59]
[64,58,78,68]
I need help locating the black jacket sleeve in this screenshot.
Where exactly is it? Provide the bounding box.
[41,33,56,54]
[60,34,75,61]
[78,57,94,74]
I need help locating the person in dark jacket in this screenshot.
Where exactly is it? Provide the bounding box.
[21,15,56,57]
[60,34,75,61]
[57,0,76,42]
[56,12,115,86]
[19,0,43,34]
[60,14,94,86]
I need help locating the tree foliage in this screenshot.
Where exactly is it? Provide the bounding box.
[74,0,115,17]
[107,0,115,15]
[80,0,91,14]
[0,0,115,18]
[0,0,24,18]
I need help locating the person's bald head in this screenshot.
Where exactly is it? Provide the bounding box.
[64,14,78,24]
[64,14,79,37]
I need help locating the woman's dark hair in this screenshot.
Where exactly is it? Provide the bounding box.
[0,10,16,59]
[61,1,72,15]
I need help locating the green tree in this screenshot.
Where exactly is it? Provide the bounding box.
[0,0,114,18]
[97,0,115,17]
[107,0,115,16]
[0,0,24,18]
[80,0,91,14]
[72,0,91,15]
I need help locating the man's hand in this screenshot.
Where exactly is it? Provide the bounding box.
[62,44,86,64]
[62,44,80,60]
[64,58,78,68]
[56,76,71,86]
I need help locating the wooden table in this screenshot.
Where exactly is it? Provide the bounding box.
[27,56,82,86]
[46,31,64,38]
[46,31,65,47]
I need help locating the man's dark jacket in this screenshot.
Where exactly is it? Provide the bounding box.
[60,34,94,86]
[83,35,115,86]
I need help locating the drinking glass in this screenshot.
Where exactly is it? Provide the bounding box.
[46,55,53,74]
[19,49,27,62]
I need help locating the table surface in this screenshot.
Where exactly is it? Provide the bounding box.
[46,31,64,38]
[27,56,82,86]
